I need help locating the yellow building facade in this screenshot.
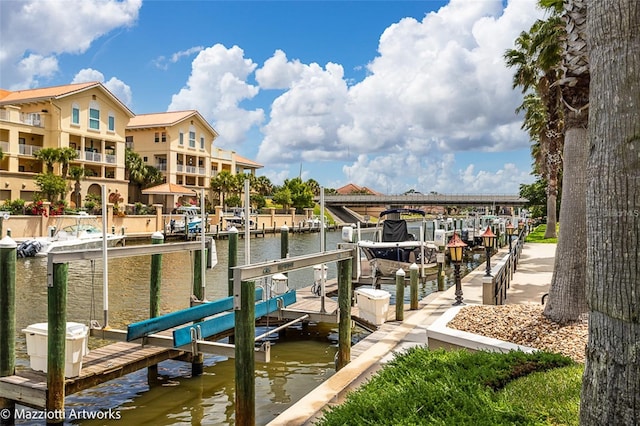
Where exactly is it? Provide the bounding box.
[0,82,133,206]
[0,82,263,212]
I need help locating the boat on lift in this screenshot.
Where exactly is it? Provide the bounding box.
[357,208,439,280]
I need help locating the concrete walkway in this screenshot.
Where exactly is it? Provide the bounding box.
[267,242,557,426]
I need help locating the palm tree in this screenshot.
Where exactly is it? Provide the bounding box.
[34,147,60,173]
[68,166,85,209]
[505,14,564,239]
[543,0,590,324]
[58,147,78,180]
[210,171,234,209]
[253,175,273,196]
[581,1,639,421]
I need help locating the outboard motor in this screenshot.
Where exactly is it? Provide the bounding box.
[17,240,42,258]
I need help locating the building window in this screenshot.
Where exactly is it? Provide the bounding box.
[143,156,148,162]
[154,132,159,143]
[89,102,100,130]
[71,104,80,125]
[162,132,167,142]
[179,131,184,145]
[189,131,196,148]
[108,112,115,132]
[200,136,205,150]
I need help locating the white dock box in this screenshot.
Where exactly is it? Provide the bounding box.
[355,288,391,325]
[22,322,89,378]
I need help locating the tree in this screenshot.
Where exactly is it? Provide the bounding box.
[68,166,85,209]
[253,175,273,196]
[519,179,549,220]
[0,147,4,160]
[272,187,292,211]
[283,177,314,212]
[34,173,66,202]
[543,0,590,324]
[580,0,640,423]
[210,171,234,208]
[34,147,60,173]
[505,12,564,239]
[58,147,78,180]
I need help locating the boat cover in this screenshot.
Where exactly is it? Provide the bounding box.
[381,219,411,242]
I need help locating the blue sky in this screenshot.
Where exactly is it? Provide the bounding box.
[0,0,546,194]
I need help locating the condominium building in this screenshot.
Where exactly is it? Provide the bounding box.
[126,112,262,210]
[0,82,133,205]
[0,82,262,211]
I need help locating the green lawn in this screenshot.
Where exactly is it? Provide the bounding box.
[526,224,559,244]
[316,348,581,425]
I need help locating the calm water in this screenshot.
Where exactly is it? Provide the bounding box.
[12,228,482,425]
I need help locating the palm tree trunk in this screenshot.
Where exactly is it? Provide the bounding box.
[544,169,558,238]
[580,1,640,423]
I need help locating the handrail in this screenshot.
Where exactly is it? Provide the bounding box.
[482,230,526,305]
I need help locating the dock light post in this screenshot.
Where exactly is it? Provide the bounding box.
[447,232,467,306]
[506,222,514,254]
[481,226,496,277]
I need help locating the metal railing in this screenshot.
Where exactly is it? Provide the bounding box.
[19,144,42,156]
[482,231,525,305]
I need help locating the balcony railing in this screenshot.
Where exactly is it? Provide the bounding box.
[0,110,8,121]
[177,164,184,172]
[19,113,43,128]
[19,144,42,156]
[155,163,167,171]
[0,141,8,152]
[185,165,196,174]
[198,167,206,175]
[105,154,116,164]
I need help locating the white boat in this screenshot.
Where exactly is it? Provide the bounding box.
[17,213,125,257]
[358,208,439,279]
[167,206,203,233]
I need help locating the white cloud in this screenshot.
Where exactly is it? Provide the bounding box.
[168,44,264,149]
[253,0,543,187]
[153,46,204,70]
[72,69,133,108]
[0,0,141,89]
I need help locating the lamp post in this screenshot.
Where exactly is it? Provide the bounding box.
[447,232,468,306]
[480,226,496,277]
[518,220,524,237]
[506,222,514,253]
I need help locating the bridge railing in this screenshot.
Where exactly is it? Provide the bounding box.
[481,231,526,305]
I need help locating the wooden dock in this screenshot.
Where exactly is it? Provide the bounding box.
[0,341,185,409]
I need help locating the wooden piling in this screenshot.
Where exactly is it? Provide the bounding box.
[395,268,405,321]
[0,237,17,424]
[280,225,289,259]
[150,232,163,318]
[336,258,352,371]
[148,232,163,383]
[409,263,418,310]
[228,228,238,297]
[235,280,255,426]
[192,241,205,377]
[47,261,68,425]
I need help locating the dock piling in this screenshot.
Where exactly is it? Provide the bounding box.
[395,269,405,321]
[148,232,163,383]
[0,237,16,425]
[410,263,419,310]
[235,279,256,426]
[47,261,68,425]
[336,258,352,371]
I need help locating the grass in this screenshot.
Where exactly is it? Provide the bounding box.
[316,347,581,425]
[525,224,559,244]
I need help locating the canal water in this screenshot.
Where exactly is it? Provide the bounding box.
[12,228,483,425]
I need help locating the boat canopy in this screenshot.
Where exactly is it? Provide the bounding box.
[379,208,426,218]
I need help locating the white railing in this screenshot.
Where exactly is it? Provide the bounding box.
[105,154,116,164]
[19,144,42,156]
[198,167,206,175]
[155,163,167,171]
[177,164,184,172]
[0,141,8,152]
[185,165,196,174]
[19,113,43,127]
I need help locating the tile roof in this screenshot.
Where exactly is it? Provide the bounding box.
[0,81,134,116]
[127,110,218,137]
[234,154,263,168]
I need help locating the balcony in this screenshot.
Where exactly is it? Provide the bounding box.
[155,163,167,171]
[19,113,43,128]
[0,141,8,152]
[19,144,42,156]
